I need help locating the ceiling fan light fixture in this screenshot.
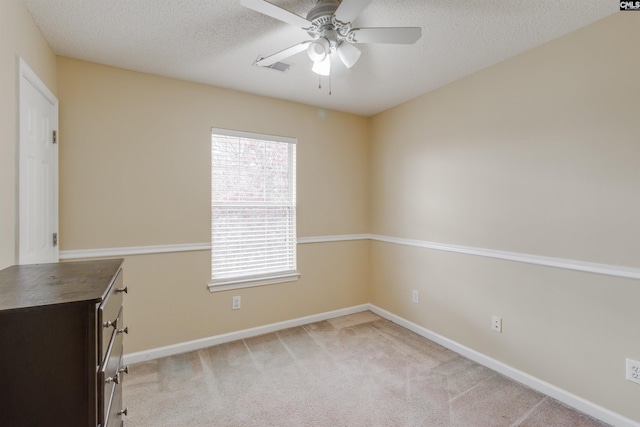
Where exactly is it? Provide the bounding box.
[307,37,330,62]
[312,55,331,76]
[337,42,361,68]
[241,0,423,88]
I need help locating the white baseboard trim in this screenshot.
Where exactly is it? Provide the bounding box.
[123,304,370,366]
[368,304,640,427]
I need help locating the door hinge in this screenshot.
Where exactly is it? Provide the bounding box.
[52,130,57,144]
[53,233,58,247]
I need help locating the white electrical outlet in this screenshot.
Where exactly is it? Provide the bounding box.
[626,359,640,384]
[491,315,502,333]
[232,295,241,310]
[412,290,419,304]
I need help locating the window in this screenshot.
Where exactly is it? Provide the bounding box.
[209,128,298,291]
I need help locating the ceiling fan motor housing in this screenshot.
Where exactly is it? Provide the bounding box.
[306,0,351,42]
[306,0,340,23]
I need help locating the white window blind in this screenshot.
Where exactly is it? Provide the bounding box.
[210,128,297,288]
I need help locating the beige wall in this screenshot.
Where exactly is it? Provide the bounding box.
[370,13,640,422]
[56,57,371,352]
[122,240,369,352]
[0,0,57,269]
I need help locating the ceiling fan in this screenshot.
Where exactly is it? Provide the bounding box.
[241,0,422,76]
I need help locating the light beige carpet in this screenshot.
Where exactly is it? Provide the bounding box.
[124,311,608,426]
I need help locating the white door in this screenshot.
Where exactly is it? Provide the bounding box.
[18,58,59,265]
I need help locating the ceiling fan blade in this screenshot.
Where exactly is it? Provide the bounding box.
[241,0,312,29]
[334,0,373,24]
[255,41,312,67]
[337,42,361,69]
[349,27,422,44]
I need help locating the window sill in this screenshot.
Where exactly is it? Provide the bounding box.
[208,272,300,293]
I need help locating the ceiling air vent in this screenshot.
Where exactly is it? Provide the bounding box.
[267,61,290,72]
[255,57,291,72]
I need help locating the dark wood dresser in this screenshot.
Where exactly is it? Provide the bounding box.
[0,259,128,426]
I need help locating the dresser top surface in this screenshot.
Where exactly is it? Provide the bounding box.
[0,259,124,311]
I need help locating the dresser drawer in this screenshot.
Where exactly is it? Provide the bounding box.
[105,377,126,427]
[98,268,125,361]
[99,311,126,426]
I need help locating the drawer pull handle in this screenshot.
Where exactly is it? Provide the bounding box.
[117,326,129,335]
[116,286,128,294]
[105,372,120,385]
[103,320,117,328]
[118,407,128,417]
[119,365,129,375]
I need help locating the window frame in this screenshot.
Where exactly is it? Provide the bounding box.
[208,128,299,292]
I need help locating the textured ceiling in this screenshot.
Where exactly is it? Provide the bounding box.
[22,0,617,116]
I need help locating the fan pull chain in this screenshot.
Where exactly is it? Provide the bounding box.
[329,58,332,95]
